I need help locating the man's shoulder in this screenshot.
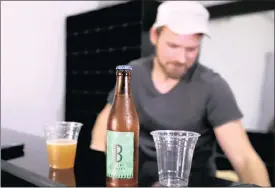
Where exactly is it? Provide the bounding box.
[127,55,153,72]
[195,63,228,87]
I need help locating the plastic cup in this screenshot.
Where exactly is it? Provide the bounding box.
[44,121,83,169]
[48,167,76,186]
[151,130,200,187]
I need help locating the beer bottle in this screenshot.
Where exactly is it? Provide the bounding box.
[106,65,140,187]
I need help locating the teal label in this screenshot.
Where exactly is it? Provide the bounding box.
[106,130,134,179]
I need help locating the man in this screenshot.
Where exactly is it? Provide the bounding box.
[90,1,270,186]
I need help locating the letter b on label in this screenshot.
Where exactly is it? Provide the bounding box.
[115,144,123,163]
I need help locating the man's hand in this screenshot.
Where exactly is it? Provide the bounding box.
[90,104,112,152]
[214,120,271,187]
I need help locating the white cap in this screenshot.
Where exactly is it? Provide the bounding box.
[152,1,210,37]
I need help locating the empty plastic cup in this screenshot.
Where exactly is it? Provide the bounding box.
[151,130,200,187]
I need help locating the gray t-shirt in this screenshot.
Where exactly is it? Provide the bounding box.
[107,55,243,175]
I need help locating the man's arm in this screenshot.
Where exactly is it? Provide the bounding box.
[214,120,271,186]
[206,75,270,186]
[90,104,112,152]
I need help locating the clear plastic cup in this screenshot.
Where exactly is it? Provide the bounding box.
[151,130,200,187]
[44,121,83,169]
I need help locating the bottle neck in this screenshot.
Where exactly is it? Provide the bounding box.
[115,73,131,95]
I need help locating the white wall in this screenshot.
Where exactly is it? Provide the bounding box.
[199,1,236,7]
[200,11,274,132]
[97,1,130,9]
[1,1,99,136]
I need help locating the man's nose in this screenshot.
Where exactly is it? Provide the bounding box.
[176,52,187,64]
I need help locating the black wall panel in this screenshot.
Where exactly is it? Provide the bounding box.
[65,1,142,133]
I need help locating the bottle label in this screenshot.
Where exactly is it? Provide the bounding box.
[106,130,134,179]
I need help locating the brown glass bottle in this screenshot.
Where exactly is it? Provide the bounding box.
[106,65,140,187]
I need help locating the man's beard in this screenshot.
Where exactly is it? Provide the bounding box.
[155,55,190,79]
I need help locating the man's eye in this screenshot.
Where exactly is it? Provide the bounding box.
[186,48,196,52]
[168,43,178,48]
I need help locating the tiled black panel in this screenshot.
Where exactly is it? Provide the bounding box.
[67,48,141,71]
[142,0,160,32]
[65,1,143,129]
[95,2,142,28]
[66,72,116,91]
[66,1,142,34]
[66,92,108,112]
[66,108,98,126]
[67,23,142,54]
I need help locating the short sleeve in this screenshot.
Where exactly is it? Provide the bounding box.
[206,77,243,128]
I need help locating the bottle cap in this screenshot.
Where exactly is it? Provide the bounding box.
[116,65,132,71]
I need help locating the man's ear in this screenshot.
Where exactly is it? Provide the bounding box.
[149,27,158,46]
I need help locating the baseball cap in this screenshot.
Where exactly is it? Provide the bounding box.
[152,1,210,37]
